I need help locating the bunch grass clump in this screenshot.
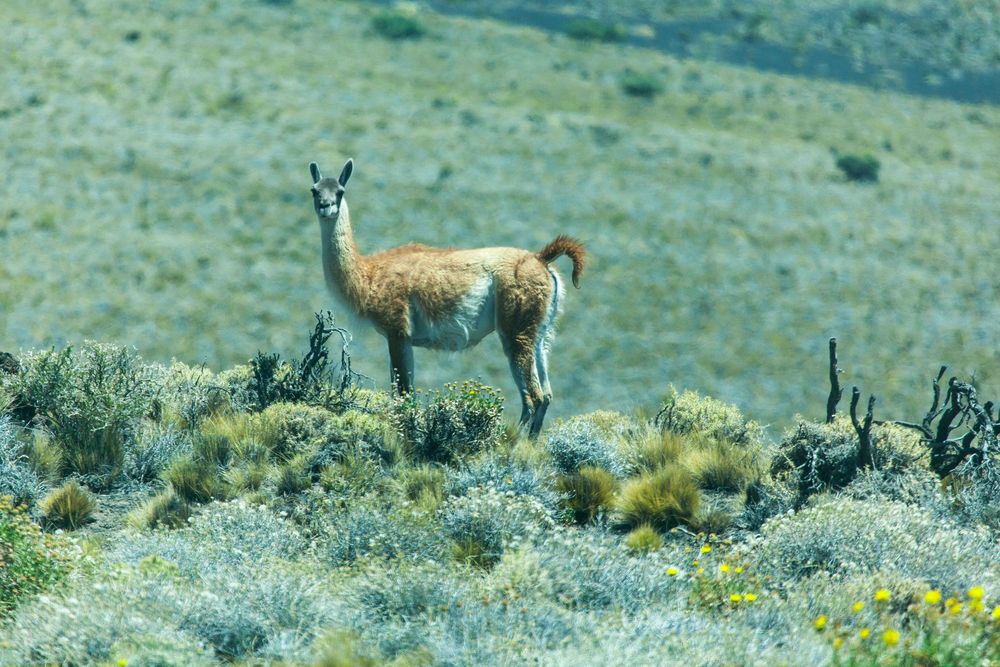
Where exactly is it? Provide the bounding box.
[557,465,617,524]
[617,466,700,532]
[40,480,96,530]
[165,456,227,504]
[127,488,193,530]
[624,524,662,552]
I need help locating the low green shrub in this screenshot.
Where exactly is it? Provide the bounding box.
[617,466,700,531]
[620,71,664,98]
[371,11,426,40]
[6,344,161,490]
[656,388,764,449]
[400,464,446,507]
[0,495,69,617]
[40,480,96,530]
[836,153,880,182]
[273,453,312,496]
[392,382,504,463]
[565,18,625,43]
[543,415,628,477]
[440,487,554,568]
[558,466,617,524]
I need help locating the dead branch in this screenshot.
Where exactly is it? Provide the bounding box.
[826,338,843,424]
[850,387,875,469]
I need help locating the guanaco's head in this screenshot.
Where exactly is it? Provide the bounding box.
[309,159,353,221]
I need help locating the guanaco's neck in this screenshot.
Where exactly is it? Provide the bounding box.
[318,200,368,309]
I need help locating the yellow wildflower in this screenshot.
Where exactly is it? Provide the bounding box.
[814,615,827,630]
[744,593,758,602]
[970,600,985,613]
[950,603,963,615]
[666,567,679,576]
[882,629,900,646]
[696,568,704,575]
[720,563,730,573]
[852,601,864,613]
[859,628,870,639]
[968,586,985,601]
[992,606,1000,620]
[734,566,744,574]
[700,544,712,554]
[692,560,699,566]
[832,638,843,649]
[874,589,891,602]
[945,597,959,609]
[924,590,942,605]
[729,594,742,603]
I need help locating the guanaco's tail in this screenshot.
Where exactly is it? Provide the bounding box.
[537,235,586,288]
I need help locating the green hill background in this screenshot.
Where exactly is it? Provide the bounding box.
[2,0,999,429]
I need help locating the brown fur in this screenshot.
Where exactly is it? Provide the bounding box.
[310,159,585,437]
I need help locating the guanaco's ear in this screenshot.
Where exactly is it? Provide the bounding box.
[338,158,354,188]
[309,162,322,184]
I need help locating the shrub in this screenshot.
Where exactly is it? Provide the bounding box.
[620,72,664,98]
[565,18,625,43]
[127,488,193,530]
[7,344,161,489]
[371,11,426,40]
[165,456,226,503]
[352,561,468,623]
[557,466,617,524]
[318,501,446,566]
[656,388,764,449]
[0,416,46,508]
[836,153,880,182]
[543,416,628,477]
[192,431,232,467]
[307,409,401,469]
[446,454,561,514]
[617,466,700,531]
[772,417,923,500]
[392,382,504,463]
[40,480,96,530]
[123,426,190,485]
[745,496,994,592]
[440,486,554,568]
[624,524,662,552]
[0,495,69,617]
[258,402,334,461]
[160,361,231,429]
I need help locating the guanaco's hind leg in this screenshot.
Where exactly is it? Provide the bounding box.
[388,335,414,394]
[530,340,553,438]
[500,332,544,437]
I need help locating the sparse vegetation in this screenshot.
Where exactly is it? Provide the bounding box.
[371,11,427,41]
[836,153,881,182]
[2,0,1000,664]
[620,71,664,98]
[566,18,626,43]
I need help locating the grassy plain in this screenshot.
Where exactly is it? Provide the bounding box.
[2,0,1000,429]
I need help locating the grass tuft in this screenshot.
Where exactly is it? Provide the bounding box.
[40,480,96,530]
[617,466,700,532]
[557,465,617,524]
[624,524,662,552]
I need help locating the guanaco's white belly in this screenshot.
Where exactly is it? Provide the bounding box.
[409,277,496,350]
